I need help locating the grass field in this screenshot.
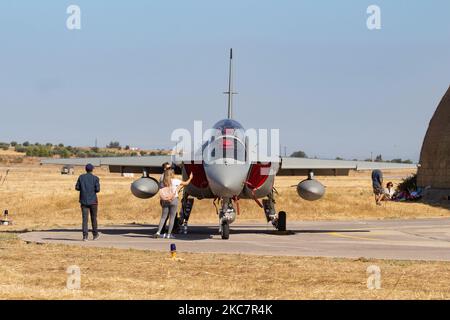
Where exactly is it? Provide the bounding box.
[2,236,450,299]
[0,163,449,299]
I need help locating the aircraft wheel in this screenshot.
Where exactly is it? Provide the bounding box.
[277,211,286,231]
[221,221,230,239]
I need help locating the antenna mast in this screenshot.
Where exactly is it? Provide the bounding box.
[224,48,237,119]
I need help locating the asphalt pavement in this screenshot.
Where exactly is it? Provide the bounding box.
[19,218,450,261]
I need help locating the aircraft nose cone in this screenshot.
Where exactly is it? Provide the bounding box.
[204,163,249,198]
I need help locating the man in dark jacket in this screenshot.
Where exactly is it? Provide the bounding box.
[75,163,100,241]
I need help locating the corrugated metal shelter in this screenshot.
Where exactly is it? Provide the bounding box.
[417,85,450,201]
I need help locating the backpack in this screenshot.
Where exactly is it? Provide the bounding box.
[159,186,175,202]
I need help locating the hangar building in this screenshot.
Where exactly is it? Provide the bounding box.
[417,85,450,201]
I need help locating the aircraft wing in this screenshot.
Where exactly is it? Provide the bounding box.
[278,157,418,176]
[41,155,173,174]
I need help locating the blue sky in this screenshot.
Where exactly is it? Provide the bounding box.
[1,0,449,161]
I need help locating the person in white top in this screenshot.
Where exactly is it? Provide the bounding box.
[385,181,395,199]
[154,169,193,239]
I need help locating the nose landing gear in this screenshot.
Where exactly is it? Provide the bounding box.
[218,198,236,239]
[220,220,230,239]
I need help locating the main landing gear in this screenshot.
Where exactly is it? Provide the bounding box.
[177,194,194,235]
[262,192,287,232]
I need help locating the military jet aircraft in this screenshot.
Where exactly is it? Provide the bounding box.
[41,49,417,239]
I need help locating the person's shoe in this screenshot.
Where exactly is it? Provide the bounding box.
[82,236,88,242]
[93,234,100,241]
[162,233,167,239]
[152,233,161,239]
[167,234,176,239]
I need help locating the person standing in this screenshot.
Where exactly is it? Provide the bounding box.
[158,162,173,233]
[75,163,100,241]
[371,169,385,206]
[154,169,193,239]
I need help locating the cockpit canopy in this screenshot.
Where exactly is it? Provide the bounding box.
[213,119,244,132]
[203,119,246,163]
[211,119,245,141]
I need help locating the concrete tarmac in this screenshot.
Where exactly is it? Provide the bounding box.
[19,218,450,261]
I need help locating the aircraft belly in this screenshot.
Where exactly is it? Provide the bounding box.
[240,174,275,199]
[182,163,215,199]
[185,184,215,199]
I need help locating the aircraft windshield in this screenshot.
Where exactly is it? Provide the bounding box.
[213,119,244,132]
[206,136,246,162]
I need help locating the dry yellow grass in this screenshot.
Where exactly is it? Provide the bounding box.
[0,148,25,156]
[0,163,449,300]
[1,236,450,299]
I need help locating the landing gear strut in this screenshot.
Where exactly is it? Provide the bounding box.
[218,198,236,240]
[178,193,194,234]
[262,192,287,232]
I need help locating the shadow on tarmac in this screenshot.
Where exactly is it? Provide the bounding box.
[41,224,370,242]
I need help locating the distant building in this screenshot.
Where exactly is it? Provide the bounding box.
[417,85,450,201]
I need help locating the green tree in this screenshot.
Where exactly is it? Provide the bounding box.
[15,145,27,153]
[26,146,51,157]
[0,142,9,151]
[107,141,121,149]
[290,150,307,158]
[60,149,71,158]
[75,150,87,158]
